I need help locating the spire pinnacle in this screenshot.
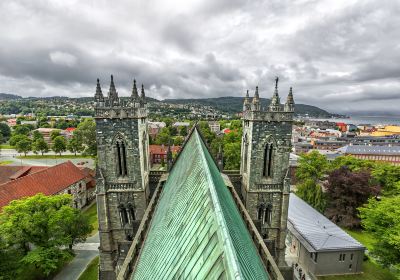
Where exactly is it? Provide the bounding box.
[108,74,118,101]
[131,79,139,99]
[94,78,104,101]
[251,86,260,111]
[269,76,281,111]
[285,86,295,112]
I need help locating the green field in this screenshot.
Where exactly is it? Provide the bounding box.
[16,154,93,159]
[318,260,397,280]
[0,144,13,149]
[0,160,13,165]
[82,202,98,236]
[78,256,99,280]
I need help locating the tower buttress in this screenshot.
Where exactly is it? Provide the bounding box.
[95,76,150,280]
[240,77,294,267]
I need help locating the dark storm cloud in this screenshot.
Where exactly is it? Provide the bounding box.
[0,0,399,114]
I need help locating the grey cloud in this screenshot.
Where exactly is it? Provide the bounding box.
[0,0,399,114]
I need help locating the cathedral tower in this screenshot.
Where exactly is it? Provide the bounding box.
[95,76,150,280]
[240,77,294,266]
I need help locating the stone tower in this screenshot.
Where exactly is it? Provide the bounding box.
[95,76,150,280]
[240,77,294,266]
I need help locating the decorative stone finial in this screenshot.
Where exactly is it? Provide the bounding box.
[131,79,139,99]
[95,78,104,101]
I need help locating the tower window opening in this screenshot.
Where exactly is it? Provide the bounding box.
[119,205,129,226]
[265,205,272,225]
[258,205,264,221]
[116,142,122,176]
[263,143,274,177]
[121,142,127,176]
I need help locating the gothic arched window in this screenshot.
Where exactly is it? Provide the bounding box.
[258,204,265,221]
[118,204,129,226]
[128,203,135,223]
[265,205,272,225]
[115,137,128,177]
[263,143,274,177]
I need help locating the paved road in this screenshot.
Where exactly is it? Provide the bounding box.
[53,233,99,280]
[0,149,95,169]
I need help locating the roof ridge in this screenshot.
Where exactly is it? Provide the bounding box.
[194,129,243,279]
[0,161,81,187]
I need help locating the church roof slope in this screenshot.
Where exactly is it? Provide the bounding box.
[132,128,269,280]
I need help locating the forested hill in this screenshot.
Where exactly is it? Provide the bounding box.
[0,93,22,100]
[163,96,333,117]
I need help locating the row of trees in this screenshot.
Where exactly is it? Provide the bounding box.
[295,151,400,270]
[7,119,96,156]
[0,194,92,278]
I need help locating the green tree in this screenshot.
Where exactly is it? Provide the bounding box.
[371,163,400,195]
[32,130,44,141]
[67,136,83,156]
[179,127,188,136]
[74,119,96,156]
[296,179,326,212]
[33,138,49,155]
[330,155,375,172]
[0,122,11,141]
[173,136,184,146]
[52,136,66,156]
[296,151,329,182]
[12,124,31,136]
[359,195,400,270]
[223,142,241,170]
[9,134,28,146]
[15,137,32,156]
[0,194,92,277]
[155,127,171,145]
[50,129,61,141]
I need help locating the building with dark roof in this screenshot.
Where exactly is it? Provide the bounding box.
[287,194,365,277]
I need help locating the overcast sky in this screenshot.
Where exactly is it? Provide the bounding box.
[0,0,399,115]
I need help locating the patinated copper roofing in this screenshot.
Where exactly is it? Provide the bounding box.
[132,128,268,280]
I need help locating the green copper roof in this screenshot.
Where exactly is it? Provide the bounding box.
[132,128,268,280]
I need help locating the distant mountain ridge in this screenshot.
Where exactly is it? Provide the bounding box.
[163,96,333,117]
[0,93,22,100]
[0,92,333,117]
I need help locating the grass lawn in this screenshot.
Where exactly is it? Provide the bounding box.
[82,202,98,236]
[0,160,13,165]
[344,229,376,251]
[16,154,93,159]
[0,144,13,149]
[318,259,397,280]
[78,256,99,280]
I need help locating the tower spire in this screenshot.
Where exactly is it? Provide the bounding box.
[252,86,260,111]
[94,78,104,101]
[131,79,139,99]
[269,76,281,111]
[285,87,295,112]
[108,74,118,103]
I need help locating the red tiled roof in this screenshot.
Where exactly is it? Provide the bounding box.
[65,127,76,132]
[149,145,181,155]
[0,161,86,209]
[0,166,48,184]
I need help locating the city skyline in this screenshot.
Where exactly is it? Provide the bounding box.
[1,0,399,115]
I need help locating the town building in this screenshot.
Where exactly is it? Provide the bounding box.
[95,76,294,279]
[337,145,400,165]
[208,121,221,133]
[287,194,365,278]
[0,161,93,209]
[149,144,180,166]
[0,165,48,184]
[371,125,400,136]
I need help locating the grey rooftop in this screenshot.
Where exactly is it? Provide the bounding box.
[288,194,364,252]
[338,145,400,155]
